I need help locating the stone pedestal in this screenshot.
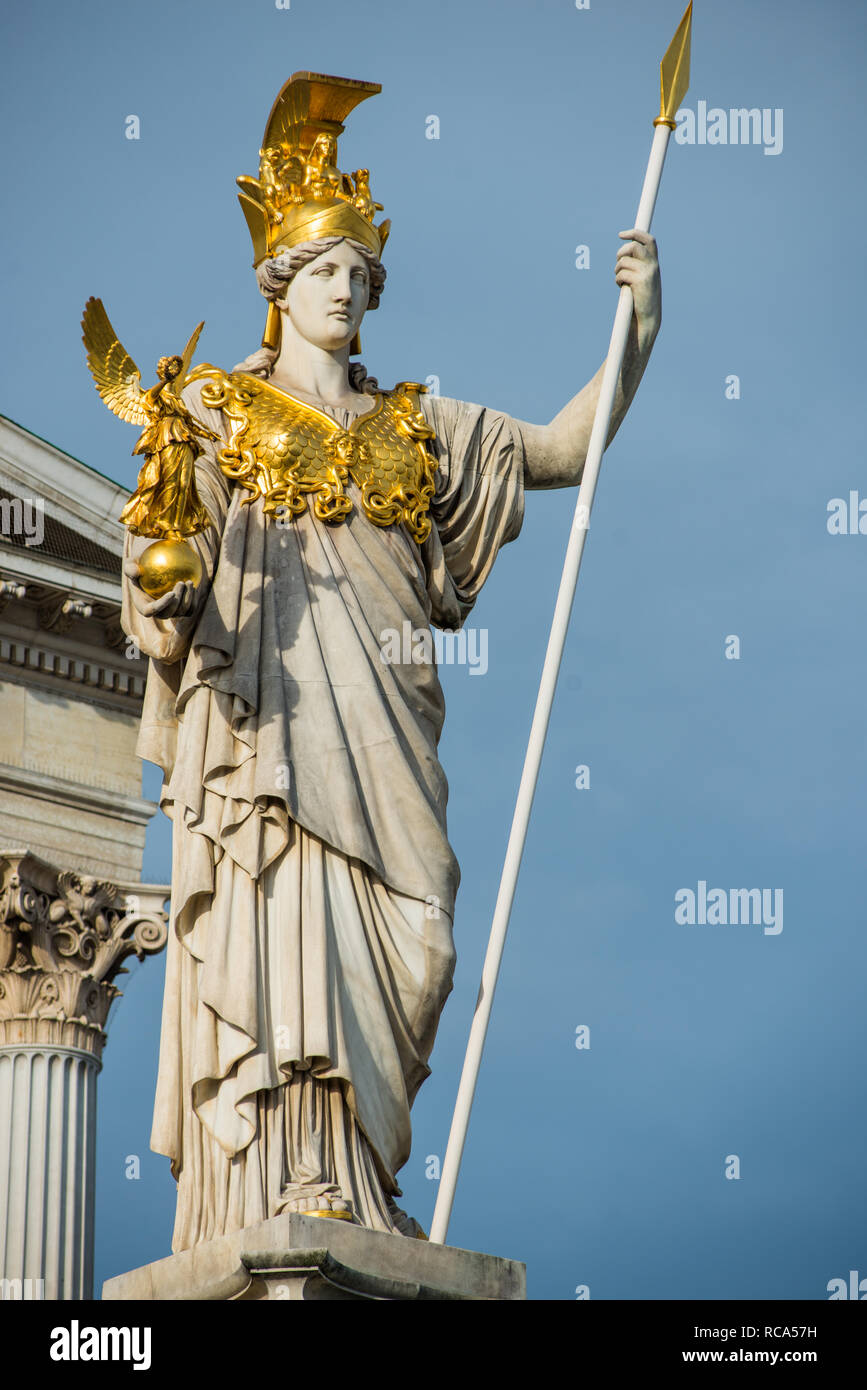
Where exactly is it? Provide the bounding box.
[0,851,168,1300]
[102,1212,526,1302]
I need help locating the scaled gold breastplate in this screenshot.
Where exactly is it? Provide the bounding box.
[187,367,439,544]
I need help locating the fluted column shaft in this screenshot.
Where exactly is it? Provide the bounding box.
[0,1041,100,1299]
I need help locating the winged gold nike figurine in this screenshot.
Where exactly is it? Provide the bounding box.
[81,297,217,597]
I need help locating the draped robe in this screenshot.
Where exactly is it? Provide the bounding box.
[121,375,526,1248]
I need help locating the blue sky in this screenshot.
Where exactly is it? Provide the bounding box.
[1,0,865,1300]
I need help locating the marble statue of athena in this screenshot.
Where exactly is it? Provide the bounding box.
[115,72,661,1248]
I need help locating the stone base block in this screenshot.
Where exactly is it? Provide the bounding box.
[102,1212,525,1302]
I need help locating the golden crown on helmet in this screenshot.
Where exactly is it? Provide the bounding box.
[237,71,390,267]
[237,72,390,358]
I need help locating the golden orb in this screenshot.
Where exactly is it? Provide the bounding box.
[137,538,203,598]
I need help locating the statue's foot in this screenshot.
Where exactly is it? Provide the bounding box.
[279,1191,356,1221]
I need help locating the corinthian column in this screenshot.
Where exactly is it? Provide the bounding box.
[0,851,167,1300]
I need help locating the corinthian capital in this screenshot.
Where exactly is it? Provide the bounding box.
[0,850,168,1060]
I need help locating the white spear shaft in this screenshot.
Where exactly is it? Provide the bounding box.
[429,6,693,1247]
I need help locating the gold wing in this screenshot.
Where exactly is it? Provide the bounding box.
[166,320,205,398]
[81,296,148,426]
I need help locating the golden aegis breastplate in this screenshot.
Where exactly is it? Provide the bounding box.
[187,367,439,544]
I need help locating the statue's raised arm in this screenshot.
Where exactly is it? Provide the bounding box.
[515,228,662,490]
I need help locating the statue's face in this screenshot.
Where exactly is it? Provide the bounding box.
[282,240,369,351]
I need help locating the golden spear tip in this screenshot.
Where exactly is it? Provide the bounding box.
[657,1,693,129]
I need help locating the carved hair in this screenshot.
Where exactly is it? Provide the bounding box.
[233,236,385,393]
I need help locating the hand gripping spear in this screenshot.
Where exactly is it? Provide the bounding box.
[429,2,693,1246]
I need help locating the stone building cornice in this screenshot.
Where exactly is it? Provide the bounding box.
[0,413,130,556]
[0,414,148,715]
